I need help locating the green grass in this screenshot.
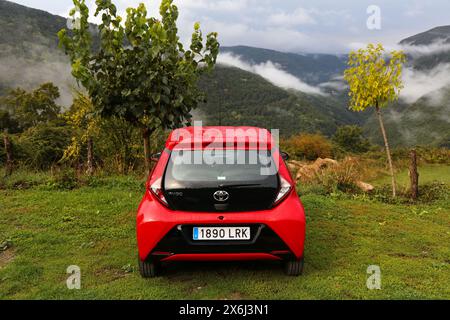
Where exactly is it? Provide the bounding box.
[370,164,450,187]
[0,169,449,300]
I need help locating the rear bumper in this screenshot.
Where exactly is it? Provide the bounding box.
[136,191,306,262]
[161,253,283,262]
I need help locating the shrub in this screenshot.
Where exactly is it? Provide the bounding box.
[48,167,78,190]
[418,182,449,203]
[281,133,333,161]
[313,157,361,193]
[332,125,371,154]
[17,123,72,169]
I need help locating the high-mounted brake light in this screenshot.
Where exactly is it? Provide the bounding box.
[150,178,168,206]
[274,176,292,205]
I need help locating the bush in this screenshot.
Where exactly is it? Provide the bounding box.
[17,123,72,169]
[281,133,333,161]
[313,157,361,193]
[332,125,371,154]
[418,182,449,203]
[48,167,78,190]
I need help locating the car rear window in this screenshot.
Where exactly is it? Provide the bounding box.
[165,149,277,182]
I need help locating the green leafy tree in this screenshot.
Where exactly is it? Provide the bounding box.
[0,110,20,134]
[58,0,219,170]
[2,83,61,131]
[344,44,406,197]
[333,125,371,154]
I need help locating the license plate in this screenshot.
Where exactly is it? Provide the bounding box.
[193,227,251,241]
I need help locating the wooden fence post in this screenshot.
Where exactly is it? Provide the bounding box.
[409,149,419,200]
[3,129,13,176]
[86,137,94,176]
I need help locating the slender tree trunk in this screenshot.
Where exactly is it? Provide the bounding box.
[142,128,152,172]
[375,104,396,197]
[86,136,94,176]
[3,129,13,176]
[409,149,419,200]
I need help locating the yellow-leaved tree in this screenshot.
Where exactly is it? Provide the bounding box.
[344,43,406,197]
[61,91,99,175]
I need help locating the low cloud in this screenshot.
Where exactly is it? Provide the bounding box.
[400,39,450,58]
[401,63,450,104]
[218,53,325,95]
[0,55,75,107]
[318,75,348,91]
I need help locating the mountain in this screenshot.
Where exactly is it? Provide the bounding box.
[221,45,347,85]
[400,25,450,70]
[400,26,450,46]
[0,0,73,103]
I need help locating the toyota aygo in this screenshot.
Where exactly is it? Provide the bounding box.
[136,126,306,277]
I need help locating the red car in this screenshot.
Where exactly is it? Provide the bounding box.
[136,126,306,277]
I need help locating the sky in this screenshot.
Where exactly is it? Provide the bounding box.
[9,0,450,54]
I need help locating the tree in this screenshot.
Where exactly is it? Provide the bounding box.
[0,110,20,134]
[344,44,406,197]
[61,91,144,174]
[333,125,371,154]
[58,0,219,170]
[61,91,99,175]
[1,83,61,131]
[2,129,13,176]
[0,110,17,176]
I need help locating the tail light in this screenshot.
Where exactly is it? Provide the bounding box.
[150,178,168,206]
[273,175,292,205]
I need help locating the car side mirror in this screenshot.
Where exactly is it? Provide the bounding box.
[280,151,289,161]
[151,152,162,162]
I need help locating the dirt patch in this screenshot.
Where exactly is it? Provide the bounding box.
[93,266,130,281]
[0,249,15,268]
[219,291,246,300]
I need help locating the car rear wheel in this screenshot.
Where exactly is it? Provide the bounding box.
[138,257,160,278]
[284,258,304,276]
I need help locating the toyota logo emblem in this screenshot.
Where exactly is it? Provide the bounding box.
[213,190,229,202]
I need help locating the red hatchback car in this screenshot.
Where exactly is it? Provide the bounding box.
[136,126,306,277]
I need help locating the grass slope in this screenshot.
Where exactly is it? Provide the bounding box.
[0,169,449,299]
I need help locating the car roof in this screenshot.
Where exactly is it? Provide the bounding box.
[165,126,275,150]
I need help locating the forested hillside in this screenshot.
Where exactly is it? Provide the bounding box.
[199,66,366,136]
[364,88,450,147]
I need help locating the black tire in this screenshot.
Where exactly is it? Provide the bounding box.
[138,257,160,278]
[284,258,304,276]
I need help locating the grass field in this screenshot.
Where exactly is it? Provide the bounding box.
[0,168,449,300]
[371,165,450,187]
